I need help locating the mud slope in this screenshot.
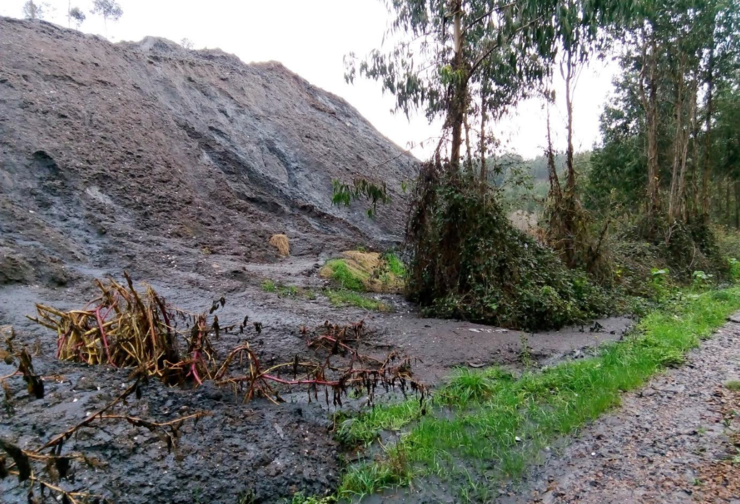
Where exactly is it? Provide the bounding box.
[0,17,417,287]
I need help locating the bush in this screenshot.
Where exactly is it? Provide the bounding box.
[404,165,612,330]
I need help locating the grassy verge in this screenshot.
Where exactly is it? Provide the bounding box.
[338,286,740,499]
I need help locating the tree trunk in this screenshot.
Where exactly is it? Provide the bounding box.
[448,0,465,171]
[564,50,576,194]
[546,105,562,203]
[726,176,731,225]
[668,60,685,221]
[689,92,701,220]
[674,79,696,222]
[637,31,661,220]
[735,178,740,229]
[479,99,487,184]
[463,112,473,172]
[702,48,715,218]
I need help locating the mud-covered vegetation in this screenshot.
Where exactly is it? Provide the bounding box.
[3,0,740,501]
[405,165,612,329]
[26,274,425,406]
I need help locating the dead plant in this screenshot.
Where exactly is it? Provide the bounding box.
[28,273,426,406]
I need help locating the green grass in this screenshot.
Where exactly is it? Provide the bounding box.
[287,492,336,504]
[325,259,366,291]
[261,279,316,300]
[338,286,740,498]
[384,252,406,278]
[725,380,740,391]
[337,400,423,446]
[325,289,388,311]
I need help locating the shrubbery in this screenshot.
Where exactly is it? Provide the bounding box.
[405,165,612,330]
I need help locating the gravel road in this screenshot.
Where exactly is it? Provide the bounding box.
[502,316,740,504]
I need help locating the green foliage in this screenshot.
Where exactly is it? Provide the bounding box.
[339,447,410,498]
[405,166,612,330]
[261,279,315,300]
[343,286,740,497]
[692,270,713,291]
[325,289,387,312]
[383,253,406,278]
[725,380,740,391]
[436,367,514,407]
[331,178,390,218]
[730,258,740,281]
[323,259,366,291]
[289,493,336,504]
[337,400,422,446]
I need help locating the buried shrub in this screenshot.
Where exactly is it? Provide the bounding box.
[269,233,290,256]
[28,274,424,405]
[405,164,611,330]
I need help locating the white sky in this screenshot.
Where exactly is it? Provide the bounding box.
[0,0,618,160]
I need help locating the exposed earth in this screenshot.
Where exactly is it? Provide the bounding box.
[2,15,729,504]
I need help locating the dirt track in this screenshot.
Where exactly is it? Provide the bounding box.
[498,315,740,504]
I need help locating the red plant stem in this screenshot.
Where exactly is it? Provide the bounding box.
[95,307,116,367]
[189,350,203,385]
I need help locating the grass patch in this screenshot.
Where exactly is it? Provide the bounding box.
[261,279,277,292]
[324,259,366,291]
[325,289,388,312]
[287,493,336,504]
[339,286,740,498]
[725,380,740,391]
[337,400,422,446]
[339,446,411,497]
[261,279,317,300]
[320,251,405,293]
[384,252,406,278]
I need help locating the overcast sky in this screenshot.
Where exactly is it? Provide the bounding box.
[1,0,618,160]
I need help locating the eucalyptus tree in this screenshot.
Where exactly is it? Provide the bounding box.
[347,0,631,177]
[346,0,560,172]
[597,0,740,227]
[69,6,86,28]
[22,1,45,20]
[91,0,123,35]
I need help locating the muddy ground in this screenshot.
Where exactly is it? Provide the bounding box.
[0,252,632,504]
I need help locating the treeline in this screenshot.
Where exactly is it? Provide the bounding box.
[587,0,740,230]
[348,0,740,329]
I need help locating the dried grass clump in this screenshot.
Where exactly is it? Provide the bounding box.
[269,233,290,256]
